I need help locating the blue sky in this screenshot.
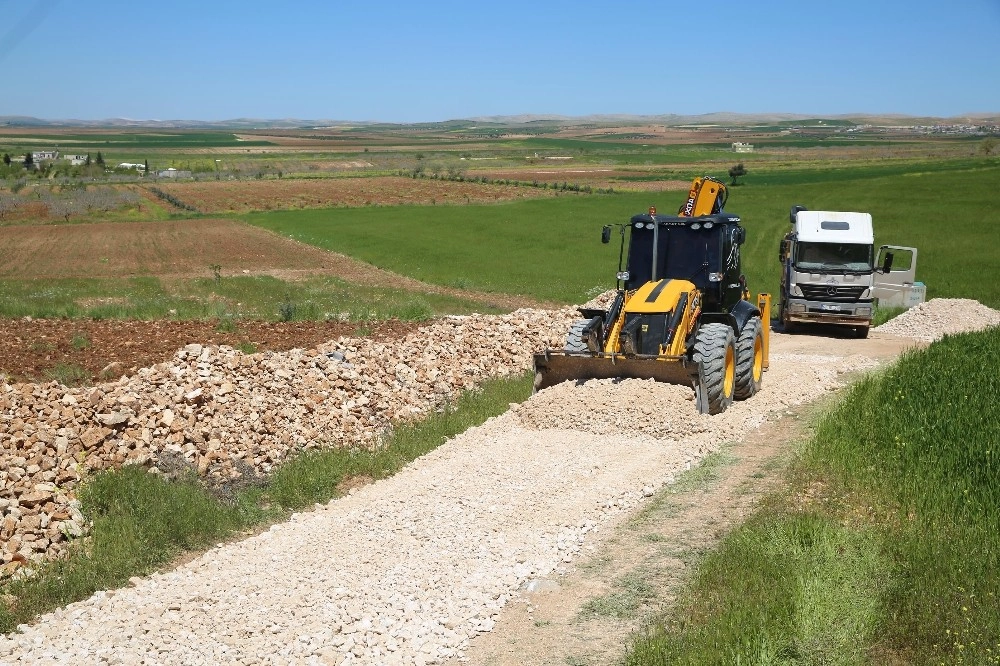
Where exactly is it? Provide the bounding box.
[1,0,998,122]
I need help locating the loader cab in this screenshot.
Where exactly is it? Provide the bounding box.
[623,212,745,311]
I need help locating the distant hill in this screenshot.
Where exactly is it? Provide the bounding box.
[1,112,997,130]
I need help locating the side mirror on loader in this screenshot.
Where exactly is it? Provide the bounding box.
[601,225,612,244]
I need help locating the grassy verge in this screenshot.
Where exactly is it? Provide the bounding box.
[0,274,502,321]
[0,373,532,635]
[626,326,1000,665]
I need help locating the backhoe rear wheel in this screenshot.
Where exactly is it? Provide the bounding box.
[565,319,590,353]
[692,323,737,415]
[734,316,764,399]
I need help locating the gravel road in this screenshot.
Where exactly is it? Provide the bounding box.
[1,299,996,665]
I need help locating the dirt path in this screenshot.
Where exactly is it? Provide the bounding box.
[450,328,918,666]
[0,326,926,665]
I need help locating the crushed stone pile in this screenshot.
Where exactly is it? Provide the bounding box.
[0,308,577,577]
[874,298,1000,342]
[1,342,880,665]
[578,289,617,312]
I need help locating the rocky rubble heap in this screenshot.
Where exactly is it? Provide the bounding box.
[0,308,577,577]
[873,297,1000,342]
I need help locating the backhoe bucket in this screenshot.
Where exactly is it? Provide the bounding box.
[532,351,698,393]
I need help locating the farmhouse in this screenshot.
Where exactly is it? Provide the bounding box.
[63,154,88,166]
[31,150,59,161]
[117,162,146,171]
[732,142,754,153]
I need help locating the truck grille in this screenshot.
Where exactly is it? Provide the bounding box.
[799,284,867,302]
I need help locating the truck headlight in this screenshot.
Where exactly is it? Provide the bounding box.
[857,306,872,316]
[790,284,803,297]
[616,271,630,281]
[789,303,806,313]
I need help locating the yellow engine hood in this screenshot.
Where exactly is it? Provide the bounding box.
[624,279,696,314]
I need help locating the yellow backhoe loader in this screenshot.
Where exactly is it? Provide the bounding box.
[533,177,769,414]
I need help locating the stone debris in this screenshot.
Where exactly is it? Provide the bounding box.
[873,298,1000,342]
[0,308,577,575]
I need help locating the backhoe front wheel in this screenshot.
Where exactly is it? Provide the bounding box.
[692,323,737,415]
[735,316,764,400]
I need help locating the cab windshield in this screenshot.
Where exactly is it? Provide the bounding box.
[794,242,873,273]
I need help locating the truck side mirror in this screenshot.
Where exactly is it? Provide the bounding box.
[601,225,612,244]
[882,252,894,273]
[789,204,807,224]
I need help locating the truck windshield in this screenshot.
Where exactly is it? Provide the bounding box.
[794,242,873,273]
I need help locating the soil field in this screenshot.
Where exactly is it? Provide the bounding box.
[0,317,421,384]
[0,218,552,312]
[0,219,340,279]
[150,176,558,213]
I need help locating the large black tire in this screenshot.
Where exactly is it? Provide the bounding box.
[734,316,764,400]
[855,325,870,339]
[565,319,590,352]
[692,323,737,415]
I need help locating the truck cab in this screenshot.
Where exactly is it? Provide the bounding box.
[778,207,919,338]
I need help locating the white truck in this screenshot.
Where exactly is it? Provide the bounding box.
[778,206,922,338]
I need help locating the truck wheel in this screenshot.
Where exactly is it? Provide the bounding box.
[735,316,764,400]
[565,320,590,352]
[781,311,798,333]
[855,325,870,339]
[693,323,736,415]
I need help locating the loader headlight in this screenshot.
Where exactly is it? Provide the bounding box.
[635,222,644,229]
[645,223,654,229]
[616,271,630,281]
[703,221,714,229]
[708,272,724,282]
[690,223,701,230]
[790,284,803,297]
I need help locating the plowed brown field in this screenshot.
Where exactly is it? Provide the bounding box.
[150,176,557,213]
[0,218,551,311]
[0,219,337,279]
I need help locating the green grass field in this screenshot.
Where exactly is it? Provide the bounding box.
[246,159,1000,309]
[626,327,1000,665]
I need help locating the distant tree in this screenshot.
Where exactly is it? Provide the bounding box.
[95,151,105,167]
[728,163,747,185]
[981,137,997,156]
[2,153,9,166]
[85,153,91,166]
[144,158,149,173]
[23,152,33,169]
